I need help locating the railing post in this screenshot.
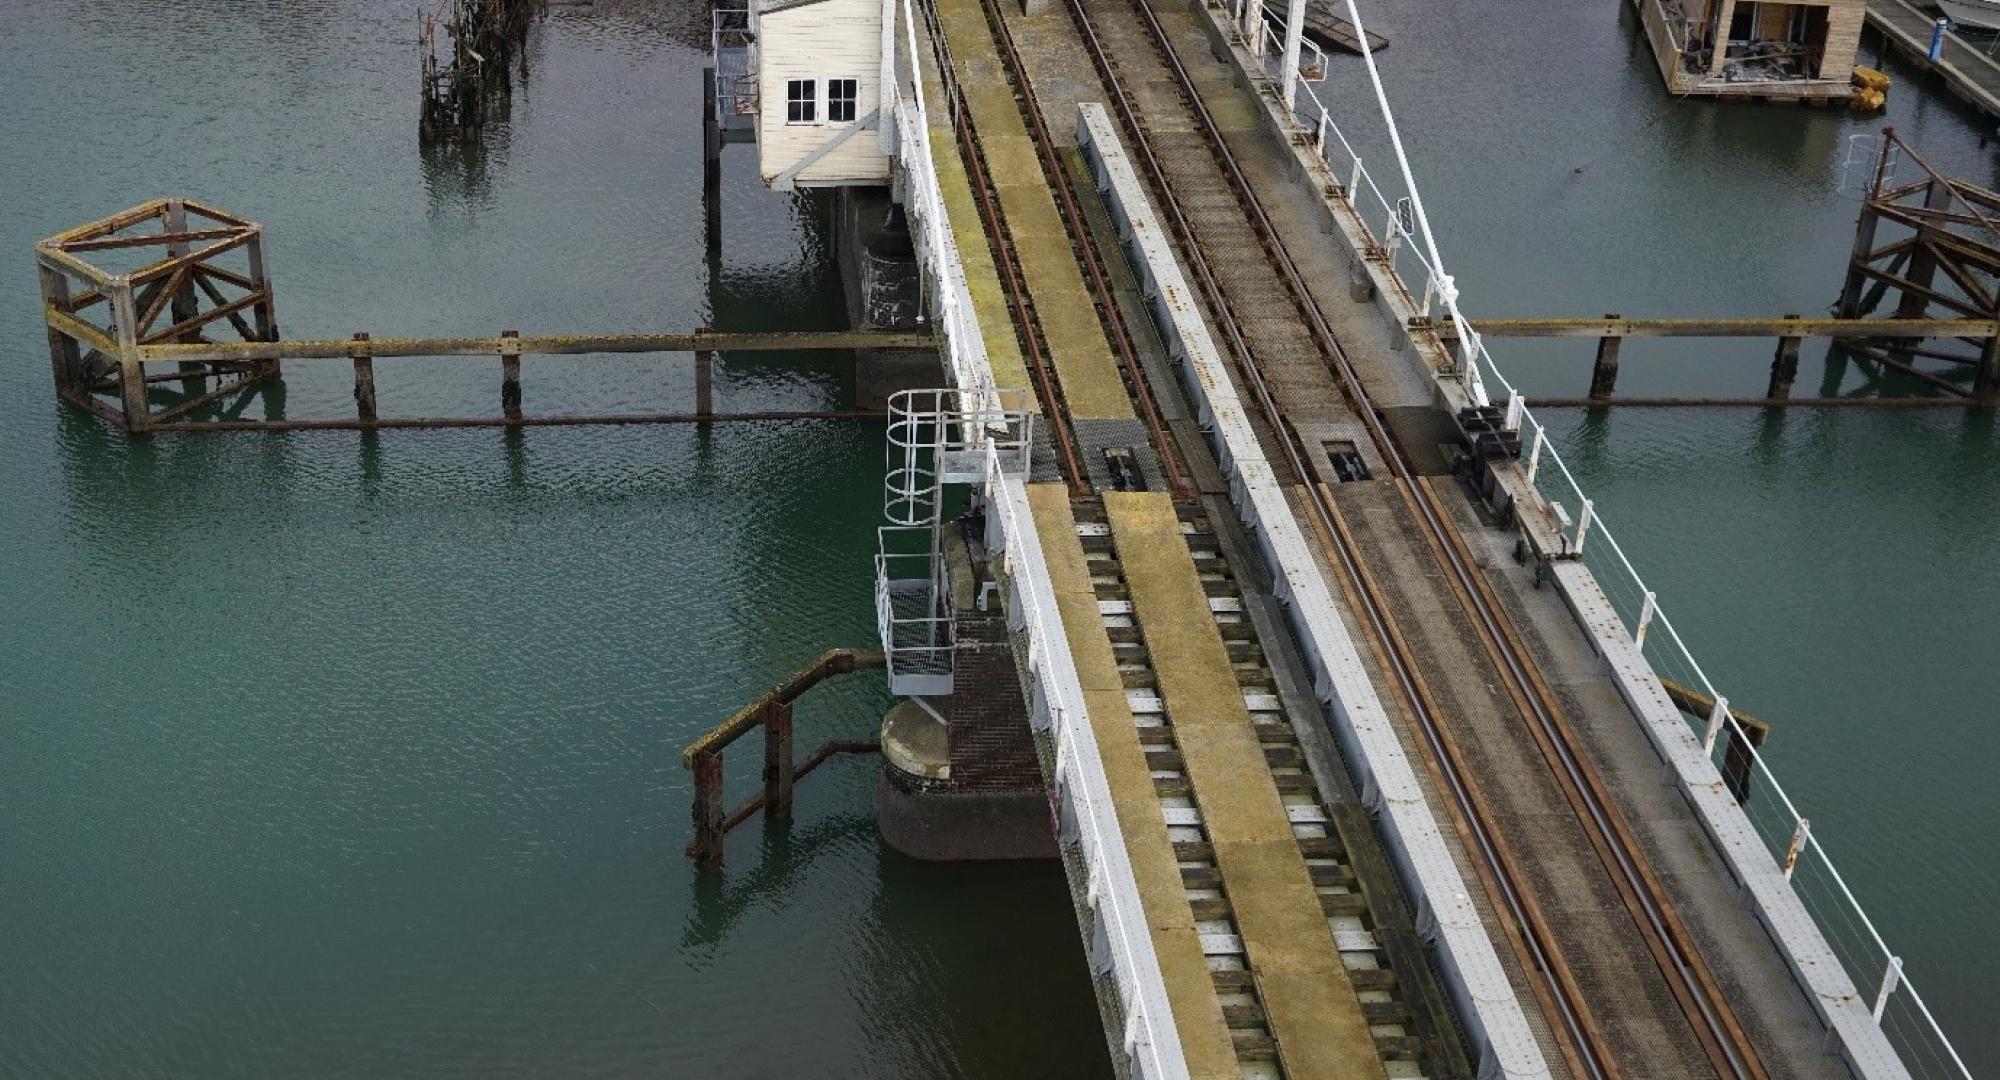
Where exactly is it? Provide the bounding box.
[763,699,795,818]
[1503,392,1524,433]
[1634,589,1657,649]
[500,329,522,421]
[1572,498,1594,555]
[1524,426,1545,485]
[1348,157,1362,199]
[691,750,725,867]
[1702,693,1729,754]
[1314,109,1328,155]
[1782,817,1810,880]
[351,331,378,423]
[1872,954,1903,1021]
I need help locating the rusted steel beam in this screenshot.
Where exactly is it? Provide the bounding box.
[713,740,882,837]
[136,328,936,363]
[145,410,886,433]
[681,648,887,765]
[1464,316,1999,338]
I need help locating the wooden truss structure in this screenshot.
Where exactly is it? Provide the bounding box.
[1837,129,2000,405]
[37,198,280,433]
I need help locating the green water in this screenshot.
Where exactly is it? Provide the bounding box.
[2,0,1993,1075]
[0,1,1106,1076]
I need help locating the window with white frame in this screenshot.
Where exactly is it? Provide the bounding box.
[827,78,858,123]
[786,79,816,124]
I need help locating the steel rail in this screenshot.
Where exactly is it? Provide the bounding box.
[933,51,1091,495]
[1058,1,1767,1078]
[1053,5,1604,1076]
[967,0,1194,501]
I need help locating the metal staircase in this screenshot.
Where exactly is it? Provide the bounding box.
[874,387,1034,697]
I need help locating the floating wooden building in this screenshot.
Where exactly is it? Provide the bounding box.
[1630,0,1863,101]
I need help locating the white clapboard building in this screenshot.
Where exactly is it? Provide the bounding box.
[713,0,895,190]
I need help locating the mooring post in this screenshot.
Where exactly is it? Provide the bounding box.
[763,699,795,818]
[691,750,725,867]
[500,329,523,421]
[108,278,148,432]
[695,348,715,419]
[1588,314,1621,400]
[1768,315,1803,401]
[351,332,378,422]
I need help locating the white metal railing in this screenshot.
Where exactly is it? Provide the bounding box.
[982,442,1188,1080]
[1231,2,1968,1074]
[876,4,1191,1072]
[888,0,1002,417]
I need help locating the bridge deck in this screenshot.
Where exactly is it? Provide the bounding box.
[932,0,1135,421]
[1029,483,1243,1079]
[1104,490,1382,1080]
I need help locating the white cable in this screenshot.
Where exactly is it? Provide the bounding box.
[1338,0,1476,382]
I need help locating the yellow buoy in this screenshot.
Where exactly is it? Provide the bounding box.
[1853,65,1892,93]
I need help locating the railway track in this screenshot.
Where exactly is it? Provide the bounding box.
[1034,0,1774,1078]
[926,0,1486,1074]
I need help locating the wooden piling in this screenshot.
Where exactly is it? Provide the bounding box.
[1588,313,1621,400]
[38,265,82,399]
[703,66,723,264]
[351,332,378,422]
[500,329,522,420]
[1767,315,1802,401]
[691,751,726,866]
[108,283,147,432]
[695,348,715,419]
[763,700,795,817]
